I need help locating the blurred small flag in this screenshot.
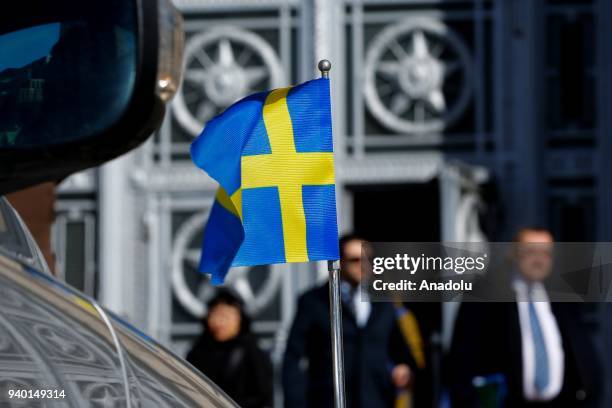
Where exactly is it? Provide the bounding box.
[191,78,340,284]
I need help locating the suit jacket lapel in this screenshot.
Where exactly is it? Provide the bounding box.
[363,302,383,330]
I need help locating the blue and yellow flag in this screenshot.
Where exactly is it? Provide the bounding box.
[191,78,340,284]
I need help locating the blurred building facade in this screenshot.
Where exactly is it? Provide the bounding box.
[51,0,612,405]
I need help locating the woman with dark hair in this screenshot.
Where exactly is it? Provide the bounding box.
[186,288,273,408]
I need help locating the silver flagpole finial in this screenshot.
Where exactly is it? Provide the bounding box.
[318,59,331,78]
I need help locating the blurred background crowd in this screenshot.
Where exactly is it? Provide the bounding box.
[5,0,612,406]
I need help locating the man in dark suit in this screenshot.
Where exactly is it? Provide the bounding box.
[282,234,415,408]
[449,227,602,407]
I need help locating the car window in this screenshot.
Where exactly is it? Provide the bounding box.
[0,0,137,149]
[0,197,32,259]
[0,197,49,273]
[0,204,6,231]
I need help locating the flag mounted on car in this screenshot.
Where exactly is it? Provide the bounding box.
[190,78,340,284]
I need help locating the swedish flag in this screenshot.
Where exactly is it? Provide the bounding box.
[191,78,340,284]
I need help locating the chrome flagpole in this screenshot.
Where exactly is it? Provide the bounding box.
[327,259,347,408]
[318,59,346,408]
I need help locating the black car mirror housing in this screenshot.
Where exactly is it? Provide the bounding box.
[0,0,184,194]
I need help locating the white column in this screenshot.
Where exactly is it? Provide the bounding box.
[313,0,346,157]
[98,154,131,316]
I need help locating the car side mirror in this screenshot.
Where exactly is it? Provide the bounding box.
[0,0,183,194]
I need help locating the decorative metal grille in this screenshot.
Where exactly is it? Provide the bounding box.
[173,26,285,137]
[43,3,612,406]
[364,17,473,134]
[543,0,597,241]
[344,0,494,152]
[154,1,307,366]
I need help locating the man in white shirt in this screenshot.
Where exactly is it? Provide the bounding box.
[450,228,602,407]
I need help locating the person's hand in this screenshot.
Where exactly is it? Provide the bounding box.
[391,364,412,388]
